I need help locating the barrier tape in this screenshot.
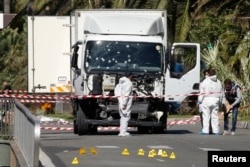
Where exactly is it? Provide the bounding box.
[1,87,249,95]
[1,86,249,101]
[0,92,218,101]
[0,88,244,100]
[40,115,201,131]
[0,89,248,105]
[1,90,28,94]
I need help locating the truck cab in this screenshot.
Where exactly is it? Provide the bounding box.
[70,10,200,135]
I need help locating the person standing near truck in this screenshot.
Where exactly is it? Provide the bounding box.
[115,73,133,137]
[198,69,223,135]
[198,69,209,128]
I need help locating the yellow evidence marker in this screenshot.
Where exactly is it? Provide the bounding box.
[122,148,130,155]
[71,157,79,165]
[137,148,145,156]
[79,148,86,155]
[169,152,176,159]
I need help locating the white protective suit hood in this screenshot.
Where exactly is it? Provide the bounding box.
[119,77,133,104]
[119,76,130,85]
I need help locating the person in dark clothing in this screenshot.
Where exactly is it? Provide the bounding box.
[1,81,12,118]
[222,79,242,136]
[2,80,12,93]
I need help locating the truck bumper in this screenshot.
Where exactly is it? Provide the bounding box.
[84,119,165,127]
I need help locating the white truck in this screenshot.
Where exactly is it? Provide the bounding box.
[28,9,200,135]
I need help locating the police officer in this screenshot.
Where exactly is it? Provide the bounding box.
[222,79,242,136]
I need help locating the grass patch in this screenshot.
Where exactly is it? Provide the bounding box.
[238,116,250,122]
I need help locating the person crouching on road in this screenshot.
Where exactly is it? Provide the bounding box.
[222,79,242,136]
[116,73,133,137]
[198,69,223,135]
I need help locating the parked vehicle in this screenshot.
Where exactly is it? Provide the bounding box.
[28,10,200,135]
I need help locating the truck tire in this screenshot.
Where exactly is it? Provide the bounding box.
[73,119,78,134]
[77,107,89,135]
[72,99,78,134]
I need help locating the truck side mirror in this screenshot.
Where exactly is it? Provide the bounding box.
[71,41,82,69]
[71,46,79,69]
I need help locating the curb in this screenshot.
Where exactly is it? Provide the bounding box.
[237,121,249,129]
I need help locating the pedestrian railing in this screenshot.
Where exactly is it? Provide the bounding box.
[0,97,40,167]
[0,97,14,139]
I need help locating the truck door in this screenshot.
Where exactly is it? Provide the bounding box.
[164,43,200,102]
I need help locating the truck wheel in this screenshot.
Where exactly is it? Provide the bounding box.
[73,119,78,134]
[77,107,89,135]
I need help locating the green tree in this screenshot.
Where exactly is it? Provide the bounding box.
[0,17,27,90]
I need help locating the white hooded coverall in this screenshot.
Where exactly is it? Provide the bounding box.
[198,75,223,134]
[115,76,133,135]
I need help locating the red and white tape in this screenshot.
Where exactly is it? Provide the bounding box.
[40,115,201,131]
[1,89,244,104]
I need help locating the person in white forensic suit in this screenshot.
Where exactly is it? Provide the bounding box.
[116,73,133,137]
[198,69,223,135]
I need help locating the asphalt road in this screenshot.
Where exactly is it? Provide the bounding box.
[39,118,250,167]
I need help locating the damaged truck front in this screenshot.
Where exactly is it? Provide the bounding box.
[70,10,200,135]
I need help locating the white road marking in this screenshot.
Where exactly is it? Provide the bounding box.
[155,158,165,162]
[199,147,222,151]
[147,145,173,149]
[40,148,56,167]
[96,146,120,148]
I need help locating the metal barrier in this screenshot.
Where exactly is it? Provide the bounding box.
[14,99,40,167]
[0,98,40,167]
[0,98,14,139]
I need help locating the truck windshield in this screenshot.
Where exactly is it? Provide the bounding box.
[84,41,163,74]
